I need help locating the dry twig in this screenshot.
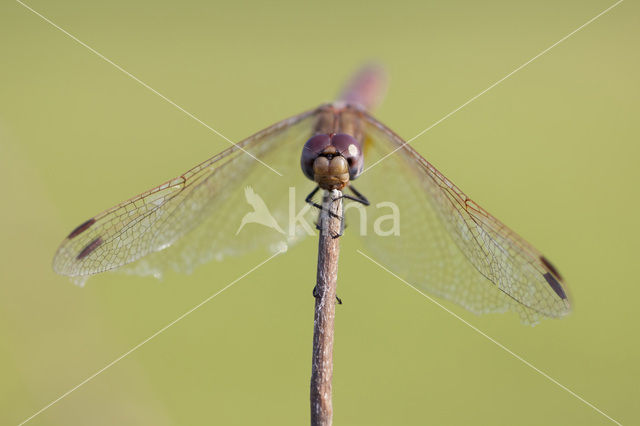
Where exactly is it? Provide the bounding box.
[310,189,343,426]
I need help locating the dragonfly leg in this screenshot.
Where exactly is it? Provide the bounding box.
[315,215,343,236]
[332,210,345,239]
[328,191,346,239]
[306,186,324,230]
[305,186,322,209]
[329,184,369,238]
[306,186,367,238]
[339,184,370,205]
[312,285,343,305]
[305,186,341,224]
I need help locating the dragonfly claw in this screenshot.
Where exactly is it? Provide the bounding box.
[312,285,343,305]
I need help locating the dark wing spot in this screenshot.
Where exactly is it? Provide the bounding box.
[540,255,563,281]
[76,237,103,260]
[67,218,96,239]
[543,272,567,300]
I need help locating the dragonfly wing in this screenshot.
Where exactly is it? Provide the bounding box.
[354,113,570,324]
[54,109,320,278]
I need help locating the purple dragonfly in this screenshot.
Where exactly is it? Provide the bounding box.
[53,65,569,324]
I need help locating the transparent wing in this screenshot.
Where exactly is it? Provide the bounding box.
[353,113,570,324]
[53,109,321,278]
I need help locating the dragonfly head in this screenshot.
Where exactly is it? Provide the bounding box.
[301,133,364,190]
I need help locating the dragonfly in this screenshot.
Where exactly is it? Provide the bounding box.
[53,64,570,324]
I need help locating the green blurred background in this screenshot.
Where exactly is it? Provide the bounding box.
[1,0,638,424]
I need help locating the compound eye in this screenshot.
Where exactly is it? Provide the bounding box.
[301,134,331,180]
[331,134,357,153]
[331,133,364,179]
[305,134,331,154]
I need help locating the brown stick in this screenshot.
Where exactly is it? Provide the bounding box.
[310,189,343,426]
